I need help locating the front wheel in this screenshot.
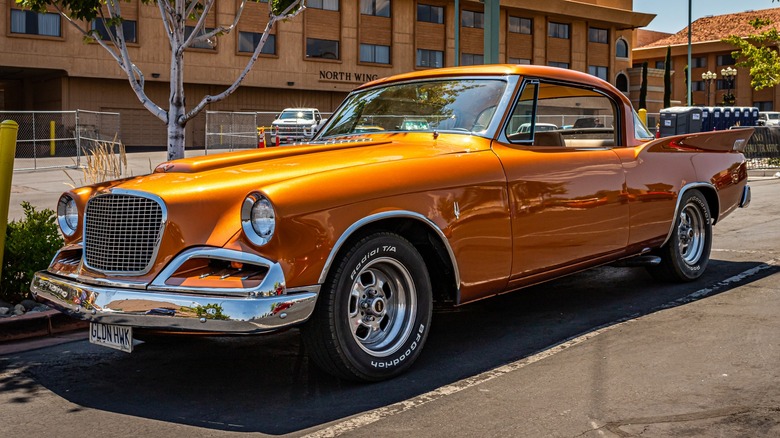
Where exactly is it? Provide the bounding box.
[648,189,712,282]
[302,232,432,381]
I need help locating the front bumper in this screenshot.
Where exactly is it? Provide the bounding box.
[30,271,318,334]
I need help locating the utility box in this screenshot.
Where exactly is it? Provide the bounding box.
[659,107,703,137]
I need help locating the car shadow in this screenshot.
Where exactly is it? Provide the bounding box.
[2,258,777,434]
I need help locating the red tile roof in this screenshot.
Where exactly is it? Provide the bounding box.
[639,7,780,48]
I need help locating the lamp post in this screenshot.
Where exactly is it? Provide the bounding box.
[702,71,716,106]
[721,66,737,105]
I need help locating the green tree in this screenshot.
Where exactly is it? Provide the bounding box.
[16,0,305,161]
[663,46,672,108]
[639,61,648,110]
[724,15,780,90]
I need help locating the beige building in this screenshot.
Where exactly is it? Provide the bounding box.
[633,8,780,113]
[1,0,652,148]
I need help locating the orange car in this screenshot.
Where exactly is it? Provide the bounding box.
[31,65,752,381]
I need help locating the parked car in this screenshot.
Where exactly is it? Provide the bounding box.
[32,65,753,382]
[758,111,780,127]
[270,108,322,144]
[515,122,558,134]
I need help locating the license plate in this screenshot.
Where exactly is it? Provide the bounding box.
[89,322,133,353]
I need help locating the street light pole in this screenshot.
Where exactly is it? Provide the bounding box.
[702,71,716,106]
[721,66,737,105]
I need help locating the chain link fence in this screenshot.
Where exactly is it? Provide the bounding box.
[205,111,332,153]
[3,110,121,171]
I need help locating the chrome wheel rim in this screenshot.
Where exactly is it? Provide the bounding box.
[347,257,417,357]
[677,201,706,265]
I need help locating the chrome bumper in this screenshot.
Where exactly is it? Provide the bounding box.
[30,271,318,334]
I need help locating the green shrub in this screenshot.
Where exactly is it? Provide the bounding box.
[1,202,63,304]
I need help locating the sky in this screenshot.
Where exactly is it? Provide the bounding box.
[634,0,777,33]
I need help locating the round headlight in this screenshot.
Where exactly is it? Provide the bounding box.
[241,193,276,246]
[57,194,79,236]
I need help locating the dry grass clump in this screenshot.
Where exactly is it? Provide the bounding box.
[64,136,129,187]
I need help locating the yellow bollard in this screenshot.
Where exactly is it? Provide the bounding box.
[0,120,19,278]
[638,108,648,128]
[50,120,56,156]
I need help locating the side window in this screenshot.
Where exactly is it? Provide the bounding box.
[505,81,620,147]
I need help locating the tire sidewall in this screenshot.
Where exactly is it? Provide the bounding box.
[670,190,712,280]
[331,234,432,380]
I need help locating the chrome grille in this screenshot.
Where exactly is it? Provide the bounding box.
[84,193,164,274]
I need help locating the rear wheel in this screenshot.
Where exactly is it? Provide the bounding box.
[302,232,432,381]
[648,189,712,282]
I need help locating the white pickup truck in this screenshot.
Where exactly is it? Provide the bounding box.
[270,108,323,144]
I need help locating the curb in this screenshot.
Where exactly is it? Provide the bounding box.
[748,169,780,178]
[0,309,87,344]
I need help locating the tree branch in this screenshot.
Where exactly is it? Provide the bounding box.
[182,0,216,50]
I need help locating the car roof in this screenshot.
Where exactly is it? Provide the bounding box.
[357,64,613,92]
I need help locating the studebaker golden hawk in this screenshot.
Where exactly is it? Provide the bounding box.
[31,65,752,381]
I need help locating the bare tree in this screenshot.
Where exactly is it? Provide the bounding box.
[18,0,306,160]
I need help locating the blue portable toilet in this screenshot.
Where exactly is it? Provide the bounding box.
[733,107,742,127]
[751,107,760,125]
[742,107,758,126]
[711,107,723,130]
[722,107,734,129]
[700,107,712,132]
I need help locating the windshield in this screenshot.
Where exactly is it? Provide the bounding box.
[317,79,507,139]
[279,110,314,121]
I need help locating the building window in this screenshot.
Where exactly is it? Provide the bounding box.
[717,54,736,66]
[755,101,773,111]
[691,56,707,68]
[238,32,276,54]
[549,61,569,69]
[616,39,629,58]
[509,16,532,34]
[589,27,608,44]
[716,79,729,90]
[461,53,484,65]
[509,57,531,65]
[691,81,706,91]
[548,22,570,39]
[361,0,390,17]
[416,49,443,68]
[91,19,137,43]
[360,43,390,64]
[616,73,628,92]
[655,60,665,69]
[306,38,339,59]
[185,26,216,49]
[308,0,339,10]
[461,10,484,29]
[10,9,61,37]
[589,65,608,81]
[417,4,443,24]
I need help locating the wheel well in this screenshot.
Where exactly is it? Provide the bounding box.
[327,218,458,308]
[692,186,720,223]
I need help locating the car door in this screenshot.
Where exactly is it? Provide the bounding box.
[492,79,629,281]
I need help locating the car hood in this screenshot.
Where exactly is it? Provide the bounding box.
[94,134,486,252]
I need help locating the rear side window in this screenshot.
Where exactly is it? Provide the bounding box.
[505,80,620,147]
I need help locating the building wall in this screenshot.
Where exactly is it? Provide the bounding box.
[634,41,780,112]
[2,0,651,147]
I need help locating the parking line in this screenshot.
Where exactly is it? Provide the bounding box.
[301,259,779,438]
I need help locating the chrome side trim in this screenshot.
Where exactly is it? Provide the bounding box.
[82,189,168,276]
[660,182,719,247]
[739,185,751,208]
[30,271,317,333]
[318,211,461,292]
[149,247,286,298]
